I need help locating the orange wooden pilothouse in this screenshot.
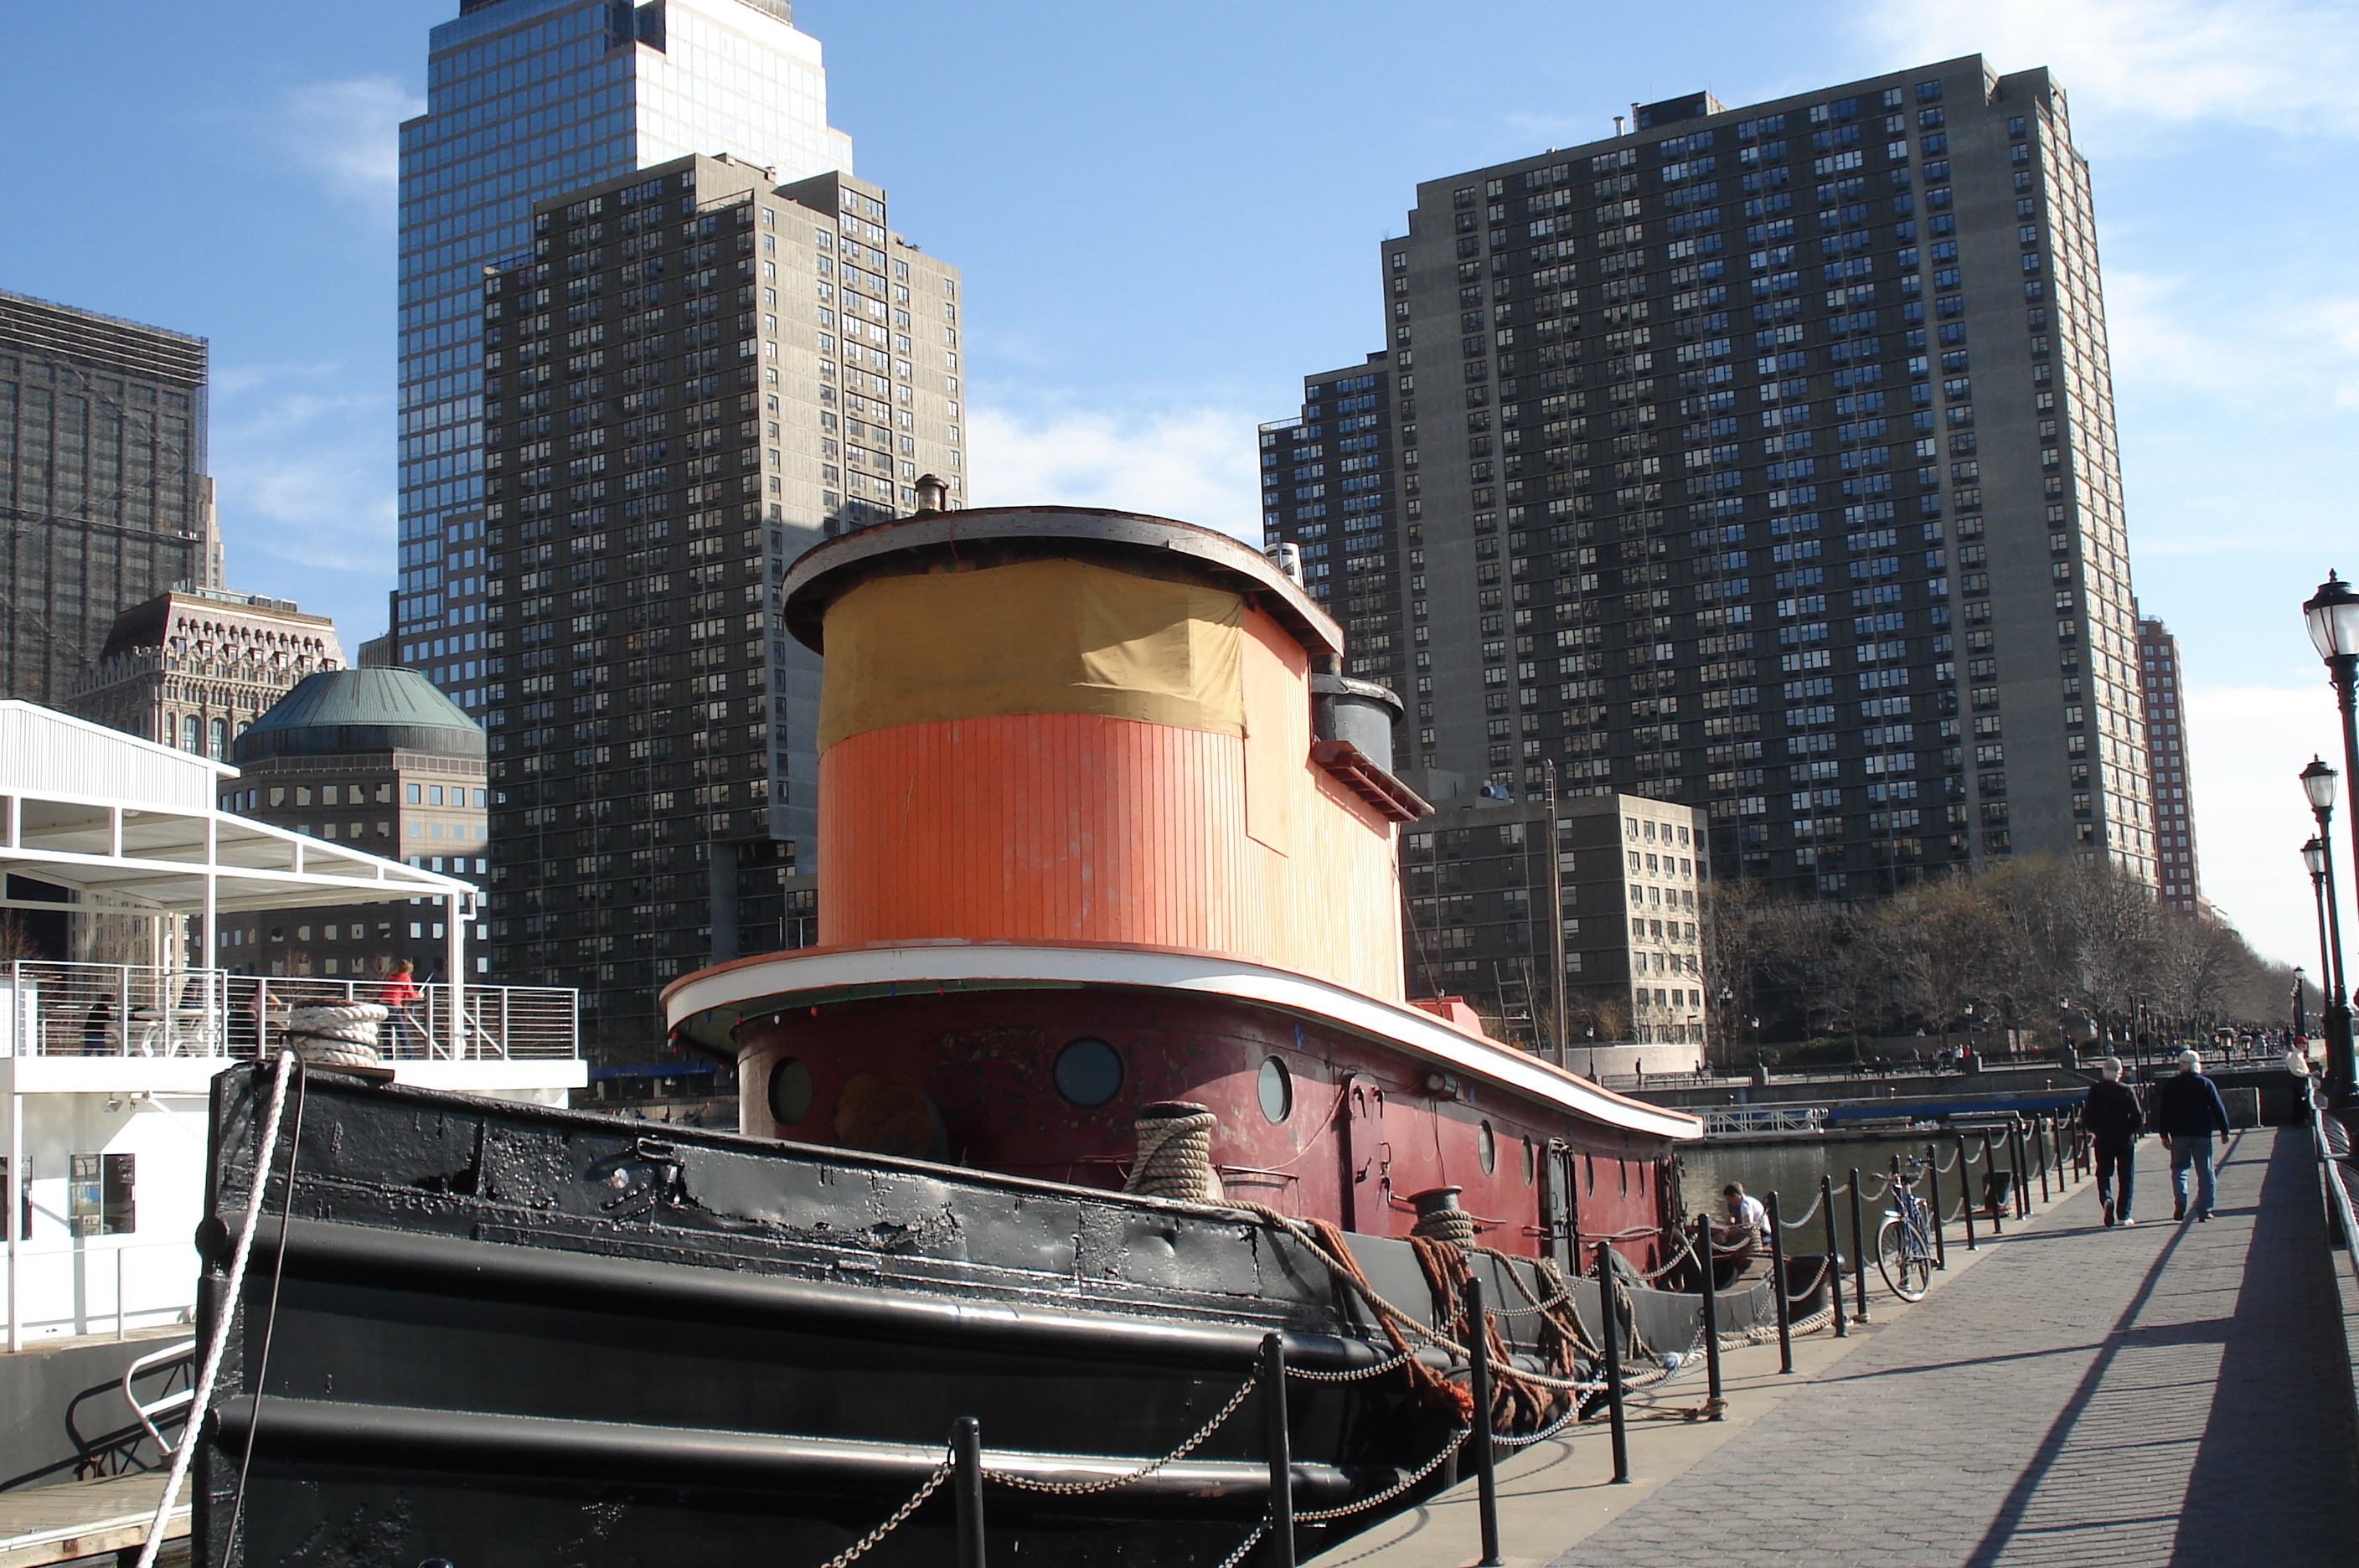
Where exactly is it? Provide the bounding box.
[665,505,1699,1266]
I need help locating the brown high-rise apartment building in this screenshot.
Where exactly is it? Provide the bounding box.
[477,153,963,1056]
[0,291,221,704]
[2136,611,2202,911]
[1263,55,2155,913]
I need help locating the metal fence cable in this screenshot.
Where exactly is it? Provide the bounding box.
[983,1377,1259,1497]
[816,1452,954,1568]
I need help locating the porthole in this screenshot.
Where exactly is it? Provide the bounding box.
[1053,1037,1124,1108]
[1258,1057,1293,1123]
[766,1057,813,1128]
[1478,1120,1497,1175]
[1520,1137,1536,1188]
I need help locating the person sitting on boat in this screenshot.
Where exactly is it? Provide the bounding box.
[1709,1183,1768,1287]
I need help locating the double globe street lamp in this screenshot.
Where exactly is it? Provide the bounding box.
[2300,568,2359,1100]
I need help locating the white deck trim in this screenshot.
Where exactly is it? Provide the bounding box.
[666,942,1702,1142]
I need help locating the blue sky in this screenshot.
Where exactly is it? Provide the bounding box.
[3,0,2355,972]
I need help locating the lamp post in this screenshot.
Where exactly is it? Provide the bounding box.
[2301,759,2355,1099]
[2301,826,2351,1095]
[2304,572,2359,1089]
[2294,966,2308,1041]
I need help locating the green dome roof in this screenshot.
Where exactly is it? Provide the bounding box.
[234,669,484,762]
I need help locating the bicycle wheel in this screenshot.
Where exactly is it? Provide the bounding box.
[1876,1217,1931,1301]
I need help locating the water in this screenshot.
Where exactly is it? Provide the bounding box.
[1674,1130,2026,1239]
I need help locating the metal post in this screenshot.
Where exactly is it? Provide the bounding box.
[444,893,466,1060]
[1820,1173,1845,1338]
[2014,1127,2031,1218]
[1926,1143,1947,1270]
[1545,761,1567,1065]
[1464,1276,1502,1565]
[1766,1191,1793,1373]
[1959,1133,1978,1251]
[952,1415,986,1568]
[2036,1119,2052,1204]
[116,1246,126,1341]
[1595,1243,1630,1483]
[6,1081,19,1354]
[1986,1135,2005,1234]
[1693,1214,1722,1416]
[1261,1333,1295,1568]
[1847,1168,1869,1324]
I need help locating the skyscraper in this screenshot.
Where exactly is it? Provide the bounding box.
[2137,610,2202,911]
[0,291,219,706]
[395,0,856,710]
[1264,55,2155,902]
[477,153,963,1055]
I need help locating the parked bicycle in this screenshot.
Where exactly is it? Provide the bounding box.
[1876,1158,1936,1302]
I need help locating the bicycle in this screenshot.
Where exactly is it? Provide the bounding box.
[1876,1159,1936,1302]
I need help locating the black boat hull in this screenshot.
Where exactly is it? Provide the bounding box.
[189,1065,1760,1565]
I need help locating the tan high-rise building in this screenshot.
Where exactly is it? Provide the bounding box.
[68,587,343,759]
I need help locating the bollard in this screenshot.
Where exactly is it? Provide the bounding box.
[1847,1168,1870,1324]
[1987,1134,2006,1234]
[2014,1126,2031,1218]
[2036,1119,2052,1204]
[1693,1213,1723,1418]
[952,1415,987,1568]
[1464,1275,1503,1567]
[1926,1142,1948,1270]
[1820,1172,1845,1338]
[1959,1132,1978,1251]
[1261,1334,1295,1568]
[1595,1243,1631,1483]
[2059,1112,2073,1185]
[1766,1190,1794,1374]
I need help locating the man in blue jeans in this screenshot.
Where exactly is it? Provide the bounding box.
[2155,1050,2233,1221]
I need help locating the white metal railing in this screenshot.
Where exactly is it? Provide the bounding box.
[3,1237,198,1345]
[2,961,579,1061]
[1700,1104,1829,1135]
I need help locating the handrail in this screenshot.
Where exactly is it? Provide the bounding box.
[121,1338,198,1455]
[2310,1091,2359,1297]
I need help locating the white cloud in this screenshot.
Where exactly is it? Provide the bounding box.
[279,78,421,206]
[209,363,395,616]
[2183,680,2345,969]
[965,404,1265,543]
[1860,0,2359,138]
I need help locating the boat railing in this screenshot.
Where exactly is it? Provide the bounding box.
[1699,1105,1827,1135]
[0,960,580,1062]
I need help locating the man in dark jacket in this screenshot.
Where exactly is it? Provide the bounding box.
[2155,1050,2233,1221]
[2082,1056,2143,1227]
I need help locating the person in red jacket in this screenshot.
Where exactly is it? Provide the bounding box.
[381,959,423,1052]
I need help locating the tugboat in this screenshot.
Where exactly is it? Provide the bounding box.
[188,506,1715,1566]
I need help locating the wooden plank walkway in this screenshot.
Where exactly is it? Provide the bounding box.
[0,1472,184,1568]
[1314,1126,2359,1568]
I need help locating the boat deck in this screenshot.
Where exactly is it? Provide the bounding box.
[1317,1126,2359,1567]
[0,1471,184,1567]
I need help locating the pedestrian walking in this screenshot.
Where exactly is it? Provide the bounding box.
[380,958,425,1055]
[2155,1050,2233,1222]
[2082,1055,2143,1227]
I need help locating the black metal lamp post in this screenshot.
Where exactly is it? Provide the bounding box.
[2301,761,2355,1099]
[2294,966,2308,1040]
[2305,573,2359,1086]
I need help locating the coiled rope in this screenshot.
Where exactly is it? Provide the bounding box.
[1123,1102,1225,1203]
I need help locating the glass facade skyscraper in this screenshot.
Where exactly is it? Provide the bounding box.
[395,0,853,699]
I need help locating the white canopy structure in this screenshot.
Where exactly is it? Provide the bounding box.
[0,702,581,1349]
[0,699,478,965]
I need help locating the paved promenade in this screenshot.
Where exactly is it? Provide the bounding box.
[1315,1126,2359,1568]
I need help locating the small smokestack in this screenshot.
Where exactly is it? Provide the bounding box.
[913,473,950,513]
[1264,541,1303,585]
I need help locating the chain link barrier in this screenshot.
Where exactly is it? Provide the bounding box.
[983,1378,1260,1498]
[1212,1519,1270,1568]
[1283,1345,1418,1384]
[815,1450,954,1568]
[1775,1190,1825,1228]
[1293,1426,1472,1523]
